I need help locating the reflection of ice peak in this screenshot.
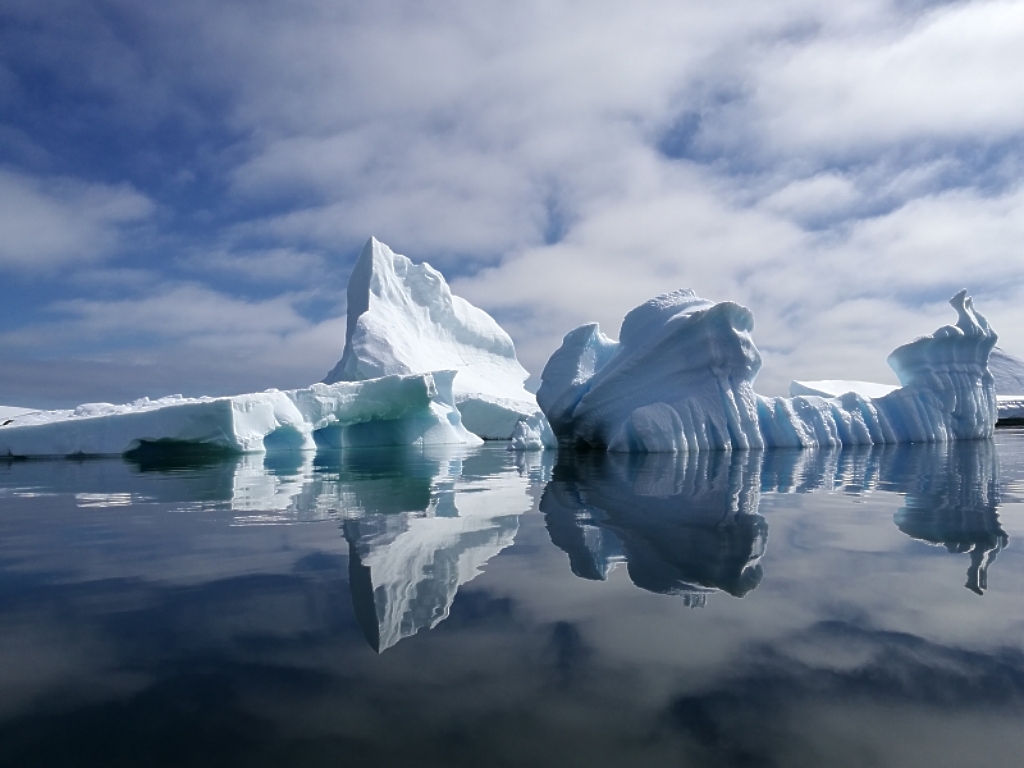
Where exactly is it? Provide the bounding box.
[344,505,520,652]
[339,449,533,652]
[543,491,625,582]
[892,440,1007,595]
[541,451,767,601]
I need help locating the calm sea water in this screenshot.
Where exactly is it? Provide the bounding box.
[3,431,1024,767]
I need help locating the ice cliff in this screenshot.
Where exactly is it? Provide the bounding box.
[0,372,480,458]
[539,289,998,453]
[324,237,554,446]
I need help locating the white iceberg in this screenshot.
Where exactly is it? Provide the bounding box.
[323,238,554,447]
[0,371,481,458]
[539,288,998,452]
[792,346,1024,423]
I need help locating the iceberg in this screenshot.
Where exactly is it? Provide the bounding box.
[0,372,481,458]
[323,238,554,446]
[791,345,1024,424]
[0,405,37,422]
[539,289,998,452]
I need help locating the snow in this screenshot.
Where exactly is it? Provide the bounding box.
[0,372,481,458]
[998,396,1024,422]
[324,237,553,444]
[792,346,1024,424]
[540,288,999,452]
[789,380,898,399]
[0,406,37,422]
[508,411,556,451]
[990,347,1024,395]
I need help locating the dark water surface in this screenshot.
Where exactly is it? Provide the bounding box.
[3,431,1024,767]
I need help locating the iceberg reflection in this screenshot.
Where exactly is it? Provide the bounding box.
[1,447,537,652]
[541,451,768,605]
[541,438,1007,599]
[333,449,531,652]
[888,440,1006,595]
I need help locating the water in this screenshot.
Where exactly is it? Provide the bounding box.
[3,431,1024,767]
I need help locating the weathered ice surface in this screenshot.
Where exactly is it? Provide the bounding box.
[324,237,554,446]
[0,372,481,458]
[540,289,998,452]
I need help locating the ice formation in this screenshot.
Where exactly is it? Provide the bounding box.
[539,289,998,453]
[0,372,481,458]
[323,238,554,446]
[791,346,1024,423]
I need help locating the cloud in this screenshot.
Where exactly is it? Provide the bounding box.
[0,282,347,405]
[0,169,154,269]
[180,246,332,286]
[751,0,1024,155]
[453,158,1024,394]
[2,0,1024,402]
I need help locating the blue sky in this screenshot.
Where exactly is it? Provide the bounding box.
[2,0,1024,408]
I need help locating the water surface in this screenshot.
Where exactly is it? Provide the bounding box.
[3,432,1024,767]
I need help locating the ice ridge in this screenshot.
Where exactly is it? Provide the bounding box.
[539,289,999,452]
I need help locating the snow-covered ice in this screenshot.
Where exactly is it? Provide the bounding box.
[789,380,898,399]
[540,288,999,452]
[0,406,37,422]
[0,372,481,458]
[990,347,1024,395]
[793,347,1024,423]
[998,396,1024,422]
[324,237,554,446]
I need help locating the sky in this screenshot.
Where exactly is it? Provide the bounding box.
[2,0,1024,408]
